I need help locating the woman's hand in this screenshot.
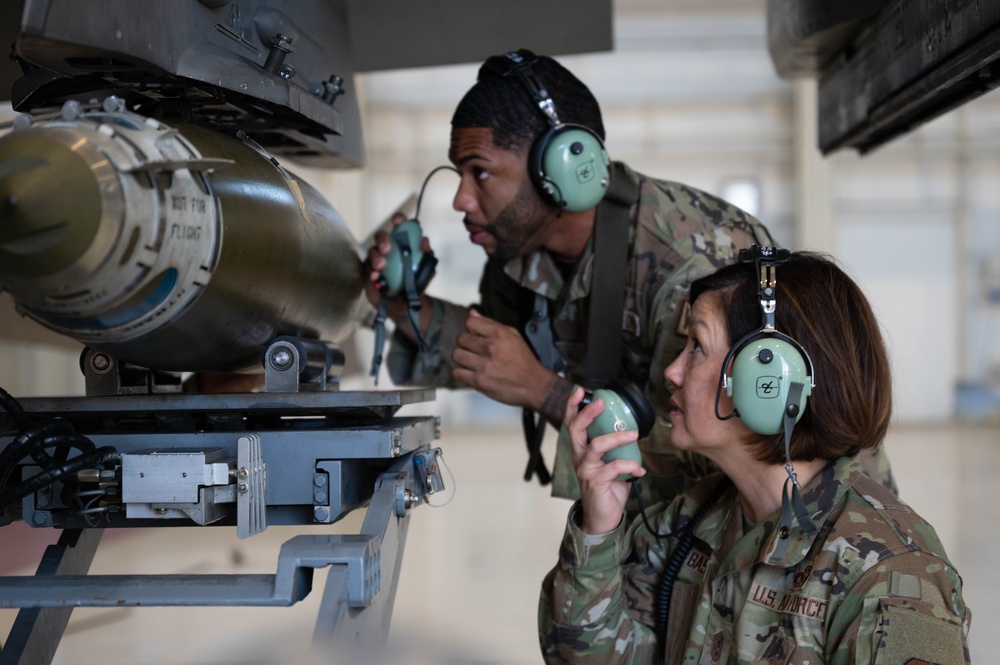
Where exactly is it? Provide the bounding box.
[564,387,645,535]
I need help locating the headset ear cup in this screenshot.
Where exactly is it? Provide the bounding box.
[607,379,655,438]
[531,124,610,212]
[729,337,811,435]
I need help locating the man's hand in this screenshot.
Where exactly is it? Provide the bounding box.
[365,212,404,307]
[452,310,574,422]
[364,212,435,342]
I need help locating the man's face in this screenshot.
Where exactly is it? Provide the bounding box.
[448,127,553,262]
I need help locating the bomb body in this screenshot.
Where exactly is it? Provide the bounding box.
[0,107,366,372]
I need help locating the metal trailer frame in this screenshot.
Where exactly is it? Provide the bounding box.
[0,387,443,664]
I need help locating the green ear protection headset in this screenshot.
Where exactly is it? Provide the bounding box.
[714,245,815,434]
[714,244,819,538]
[479,49,611,213]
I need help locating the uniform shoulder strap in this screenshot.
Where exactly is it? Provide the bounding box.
[585,164,640,382]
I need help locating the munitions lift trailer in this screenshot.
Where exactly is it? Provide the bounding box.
[0,341,445,663]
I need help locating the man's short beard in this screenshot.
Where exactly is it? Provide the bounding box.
[486,181,550,262]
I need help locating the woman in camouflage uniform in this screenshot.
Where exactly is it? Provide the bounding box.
[539,251,970,664]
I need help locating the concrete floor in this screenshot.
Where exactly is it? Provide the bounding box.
[1,421,997,664]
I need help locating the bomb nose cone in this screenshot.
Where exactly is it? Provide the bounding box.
[0,130,102,280]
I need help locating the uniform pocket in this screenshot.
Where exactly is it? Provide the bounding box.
[664,580,700,664]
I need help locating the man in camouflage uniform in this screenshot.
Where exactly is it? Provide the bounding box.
[368,50,893,504]
[385,158,772,505]
[538,457,971,664]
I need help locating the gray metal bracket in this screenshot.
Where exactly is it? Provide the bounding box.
[0,452,435,663]
[236,433,267,538]
[0,529,103,665]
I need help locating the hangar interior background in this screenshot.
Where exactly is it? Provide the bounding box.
[0,1,997,663]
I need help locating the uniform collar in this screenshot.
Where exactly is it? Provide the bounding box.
[757,455,865,568]
[503,244,594,300]
[677,474,740,555]
[502,245,588,301]
[696,456,865,576]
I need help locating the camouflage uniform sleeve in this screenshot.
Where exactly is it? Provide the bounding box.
[826,551,970,665]
[385,295,471,387]
[538,503,658,664]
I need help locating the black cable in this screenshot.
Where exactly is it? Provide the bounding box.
[0,419,74,478]
[521,409,552,485]
[632,480,701,540]
[0,446,119,511]
[0,430,95,493]
[0,385,117,516]
[649,482,728,657]
[27,431,93,468]
[0,385,32,432]
[632,480,666,538]
[414,165,458,220]
[654,523,699,656]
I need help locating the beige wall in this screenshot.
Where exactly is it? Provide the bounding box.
[2,0,999,422]
[346,1,1000,424]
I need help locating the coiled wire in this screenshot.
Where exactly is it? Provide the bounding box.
[0,386,119,514]
[629,479,729,658]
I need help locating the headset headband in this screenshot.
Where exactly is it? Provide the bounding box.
[479,49,562,126]
[741,244,790,332]
[740,245,815,386]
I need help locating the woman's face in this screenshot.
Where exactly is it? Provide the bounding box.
[664,291,755,456]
